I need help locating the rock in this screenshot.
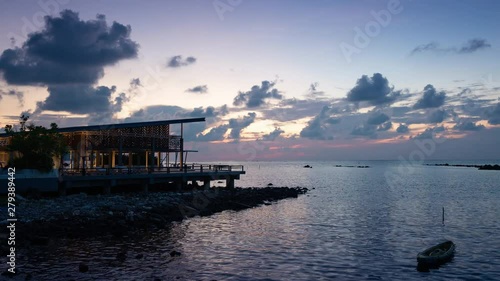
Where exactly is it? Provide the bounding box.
[78,262,89,273]
[2,269,16,277]
[126,211,134,221]
[169,250,181,257]
[15,187,308,241]
[111,205,127,212]
[116,252,127,262]
[30,236,49,246]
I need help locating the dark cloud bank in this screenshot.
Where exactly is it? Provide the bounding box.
[0,10,139,121]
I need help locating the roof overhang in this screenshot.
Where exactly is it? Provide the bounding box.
[0,117,206,136]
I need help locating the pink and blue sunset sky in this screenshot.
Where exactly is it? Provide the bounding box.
[0,0,499,161]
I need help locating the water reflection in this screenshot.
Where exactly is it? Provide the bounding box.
[20,161,500,280]
[22,224,190,280]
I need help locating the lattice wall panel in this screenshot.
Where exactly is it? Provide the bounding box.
[63,124,182,151]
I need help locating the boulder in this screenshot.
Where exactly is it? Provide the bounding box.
[78,262,89,273]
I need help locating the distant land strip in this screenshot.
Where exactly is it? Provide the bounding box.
[424,164,500,170]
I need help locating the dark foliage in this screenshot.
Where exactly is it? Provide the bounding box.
[4,116,68,172]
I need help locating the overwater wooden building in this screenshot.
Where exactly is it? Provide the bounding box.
[0,118,245,194]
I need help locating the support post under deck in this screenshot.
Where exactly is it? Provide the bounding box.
[226,176,234,189]
[203,179,210,190]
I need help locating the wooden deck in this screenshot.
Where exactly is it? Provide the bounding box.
[59,164,245,193]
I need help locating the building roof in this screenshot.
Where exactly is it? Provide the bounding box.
[0,117,205,137]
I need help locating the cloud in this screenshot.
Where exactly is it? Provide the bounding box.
[377,121,392,131]
[36,85,116,114]
[167,55,196,68]
[124,104,230,142]
[410,38,491,55]
[130,78,142,88]
[390,106,412,118]
[410,42,439,55]
[458,39,492,54]
[196,112,257,142]
[305,82,326,99]
[35,77,144,123]
[413,84,446,109]
[453,121,485,131]
[413,128,434,139]
[457,88,471,96]
[112,91,132,114]
[123,105,185,122]
[0,10,138,85]
[35,85,128,124]
[367,112,390,125]
[233,80,283,108]
[262,127,284,141]
[300,105,337,140]
[351,124,377,138]
[228,112,256,139]
[260,98,348,123]
[486,102,500,125]
[196,124,229,142]
[186,85,208,94]
[396,123,409,133]
[0,10,140,123]
[325,117,341,124]
[428,109,447,123]
[0,88,24,106]
[348,110,393,138]
[346,73,400,106]
[413,126,445,139]
[186,105,228,118]
[181,106,228,142]
[433,125,445,133]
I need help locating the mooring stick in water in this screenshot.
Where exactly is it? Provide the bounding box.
[442,207,445,225]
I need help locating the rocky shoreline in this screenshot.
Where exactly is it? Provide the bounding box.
[2,186,308,248]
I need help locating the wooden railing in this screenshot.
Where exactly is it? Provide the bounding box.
[60,164,244,176]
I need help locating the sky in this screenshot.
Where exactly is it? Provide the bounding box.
[0,0,499,161]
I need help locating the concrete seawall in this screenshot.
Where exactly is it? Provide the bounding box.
[0,169,59,194]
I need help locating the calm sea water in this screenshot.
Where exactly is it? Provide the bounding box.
[20,161,500,280]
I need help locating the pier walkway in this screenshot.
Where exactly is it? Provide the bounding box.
[59,164,245,194]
